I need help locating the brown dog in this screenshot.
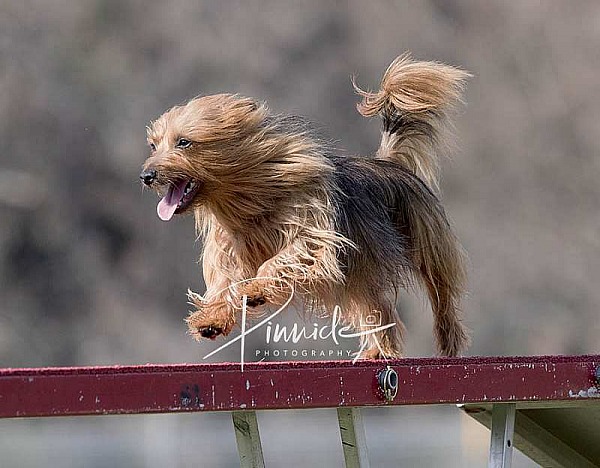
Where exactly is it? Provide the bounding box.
[141,53,470,358]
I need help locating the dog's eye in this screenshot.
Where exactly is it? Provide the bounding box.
[176,138,192,149]
[149,142,156,151]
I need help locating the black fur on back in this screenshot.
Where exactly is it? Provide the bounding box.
[329,156,449,293]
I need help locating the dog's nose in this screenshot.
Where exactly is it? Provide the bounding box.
[140,169,157,186]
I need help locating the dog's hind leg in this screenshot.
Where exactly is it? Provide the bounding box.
[346,292,406,359]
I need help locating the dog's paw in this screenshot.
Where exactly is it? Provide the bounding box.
[244,293,267,308]
[356,347,403,360]
[186,303,234,341]
[357,348,384,360]
[239,279,271,308]
[198,325,224,340]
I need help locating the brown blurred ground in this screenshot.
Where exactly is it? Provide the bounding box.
[0,2,598,466]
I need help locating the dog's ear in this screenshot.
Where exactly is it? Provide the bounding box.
[220,95,263,116]
[242,97,263,114]
[232,97,268,128]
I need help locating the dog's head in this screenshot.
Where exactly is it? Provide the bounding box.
[140,94,266,221]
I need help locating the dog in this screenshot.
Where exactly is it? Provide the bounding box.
[140,53,470,359]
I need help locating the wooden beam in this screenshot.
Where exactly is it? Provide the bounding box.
[0,355,598,418]
[488,403,516,468]
[464,405,599,468]
[232,411,265,468]
[337,407,370,468]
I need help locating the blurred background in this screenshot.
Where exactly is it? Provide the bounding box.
[1,1,599,466]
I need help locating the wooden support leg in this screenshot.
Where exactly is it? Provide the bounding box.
[488,403,516,468]
[232,411,265,468]
[337,407,371,468]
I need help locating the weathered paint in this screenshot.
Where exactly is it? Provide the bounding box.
[0,355,598,418]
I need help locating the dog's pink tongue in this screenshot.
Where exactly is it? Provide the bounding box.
[157,181,186,221]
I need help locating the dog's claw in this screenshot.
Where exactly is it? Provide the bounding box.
[199,326,223,339]
[244,295,266,308]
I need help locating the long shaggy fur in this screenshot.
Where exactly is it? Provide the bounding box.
[353,52,470,189]
[141,53,470,358]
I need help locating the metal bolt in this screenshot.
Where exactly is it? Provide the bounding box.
[378,366,399,402]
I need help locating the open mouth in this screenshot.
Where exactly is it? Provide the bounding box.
[156,178,201,221]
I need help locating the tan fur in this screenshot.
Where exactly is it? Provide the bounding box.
[141,54,470,359]
[353,52,471,189]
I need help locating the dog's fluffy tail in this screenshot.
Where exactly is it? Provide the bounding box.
[354,52,470,189]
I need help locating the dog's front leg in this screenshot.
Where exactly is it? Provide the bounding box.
[186,273,238,341]
[239,241,337,309]
[238,274,289,309]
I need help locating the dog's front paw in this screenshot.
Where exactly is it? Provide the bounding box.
[244,292,267,308]
[198,325,224,340]
[186,302,234,341]
[239,279,271,308]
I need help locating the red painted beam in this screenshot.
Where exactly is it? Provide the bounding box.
[0,355,598,418]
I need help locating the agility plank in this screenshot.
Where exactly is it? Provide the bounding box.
[0,355,598,418]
